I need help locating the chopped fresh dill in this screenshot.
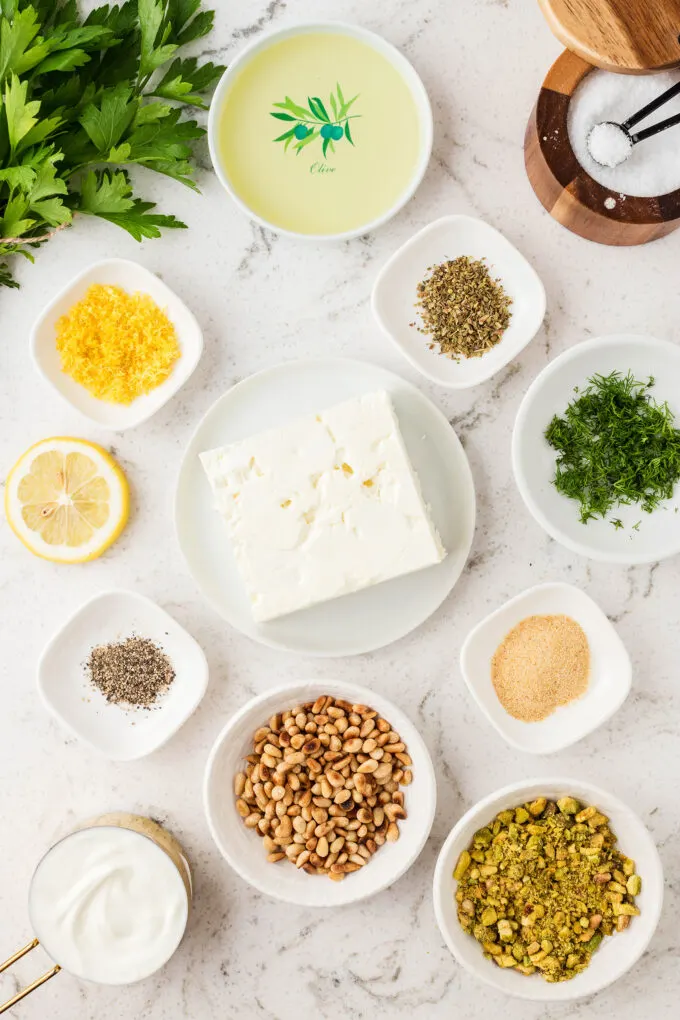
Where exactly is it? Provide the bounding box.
[545,371,680,526]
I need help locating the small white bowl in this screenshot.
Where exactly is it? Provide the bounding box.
[38,590,209,760]
[460,582,632,754]
[30,258,203,430]
[433,777,664,1001]
[513,334,680,563]
[207,21,433,242]
[372,215,546,388]
[204,679,436,906]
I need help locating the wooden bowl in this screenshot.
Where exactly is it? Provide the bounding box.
[525,50,680,245]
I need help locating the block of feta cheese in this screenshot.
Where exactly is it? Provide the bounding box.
[199,390,446,622]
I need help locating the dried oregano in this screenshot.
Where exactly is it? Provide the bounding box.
[412,256,512,360]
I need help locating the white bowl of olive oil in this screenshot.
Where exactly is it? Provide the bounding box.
[207,22,433,241]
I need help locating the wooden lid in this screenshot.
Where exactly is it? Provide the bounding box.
[538,0,680,72]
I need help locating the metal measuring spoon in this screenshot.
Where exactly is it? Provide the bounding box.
[588,80,680,168]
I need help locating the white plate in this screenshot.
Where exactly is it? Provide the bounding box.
[175,358,475,656]
[207,21,433,242]
[513,334,680,563]
[460,582,632,754]
[37,591,209,761]
[30,258,203,430]
[204,679,436,906]
[372,216,546,388]
[433,778,664,1000]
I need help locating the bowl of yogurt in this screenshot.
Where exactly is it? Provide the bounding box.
[1,814,191,1010]
[207,21,433,240]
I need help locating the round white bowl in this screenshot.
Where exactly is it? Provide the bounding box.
[433,778,663,1001]
[207,21,433,242]
[204,680,436,906]
[512,334,680,564]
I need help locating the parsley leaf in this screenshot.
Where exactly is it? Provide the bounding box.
[3,73,40,154]
[152,56,222,107]
[77,168,186,239]
[138,0,177,80]
[79,82,138,151]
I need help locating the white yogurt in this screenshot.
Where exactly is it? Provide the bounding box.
[28,826,189,984]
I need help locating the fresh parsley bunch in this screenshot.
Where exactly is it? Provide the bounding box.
[0,0,224,288]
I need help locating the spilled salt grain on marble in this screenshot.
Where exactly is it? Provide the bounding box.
[569,68,680,197]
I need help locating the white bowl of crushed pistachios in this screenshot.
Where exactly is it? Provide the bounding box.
[433,778,663,1000]
[204,679,436,906]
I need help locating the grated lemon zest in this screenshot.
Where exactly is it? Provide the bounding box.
[56,283,180,404]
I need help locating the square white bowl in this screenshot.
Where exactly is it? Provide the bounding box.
[38,590,209,760]
[460,582,631,754]
[372,215,546,389]
[30,258,203,430]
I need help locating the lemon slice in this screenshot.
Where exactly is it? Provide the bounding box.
[5,437,129,563]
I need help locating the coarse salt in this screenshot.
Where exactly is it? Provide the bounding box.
[568,68,680,197]
[587,121,632,168]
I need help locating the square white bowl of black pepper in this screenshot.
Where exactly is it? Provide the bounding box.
[37,590,209,760]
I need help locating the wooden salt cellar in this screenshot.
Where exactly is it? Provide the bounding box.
[526,0,680,245]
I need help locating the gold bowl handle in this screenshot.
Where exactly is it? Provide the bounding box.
[0,938,60,1014]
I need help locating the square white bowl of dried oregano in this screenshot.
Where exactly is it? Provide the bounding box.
[372,214,546,389]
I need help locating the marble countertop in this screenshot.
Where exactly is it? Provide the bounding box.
[1,1,679,1017]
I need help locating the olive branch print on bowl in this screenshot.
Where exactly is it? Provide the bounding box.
[270,83,360,159]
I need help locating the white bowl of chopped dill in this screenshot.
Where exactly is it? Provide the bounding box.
[372,215,546,388]
[433,778,663,999]
[513,334,680,563]
[30,258,204,430]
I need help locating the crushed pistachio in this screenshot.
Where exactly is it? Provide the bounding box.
[453,797,641,982]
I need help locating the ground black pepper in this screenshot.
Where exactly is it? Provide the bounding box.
[86,635,175,708]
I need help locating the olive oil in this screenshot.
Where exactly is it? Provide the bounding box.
[216,31,423,235]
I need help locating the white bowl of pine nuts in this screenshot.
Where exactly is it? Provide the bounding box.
[203,680,436,906]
